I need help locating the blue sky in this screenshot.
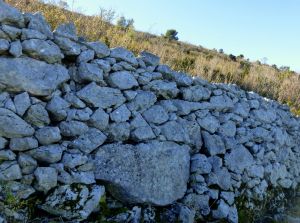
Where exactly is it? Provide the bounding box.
[65,0,300,71]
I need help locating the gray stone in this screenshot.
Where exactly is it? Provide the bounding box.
[40,184,105,220]
[107,71,138,90]
[220,192,235,205]
[0,39,9,53]
[94,141,190,205]
[142,105,169,124]
[64,93,86,108]
[26,12,53,39]
[131,126,156,141]
[197,115,220,134]
[164,71,193,87]
[219,121,236,137]
[1,24,21,40]
[59,121,89,137]
[72,128,107,154]
[9,40,22,57]
[21,28,47,40]
[53,36,81,56]
[178,205,195,223]
[210,95,234,111]
[13,92,31,116]
[24,104,50,127]
[92,59,111,73]
[22,39,63,64]
[148,80,179,99]
[0,150,16,161]
[224,145,254,174]
[86,41,110,58]
[110,104,131,122]
[46,96,70,121]
[0,0,25,28]
[110,47,138,66]
[252,108,277,124]
[170,99,203,115]
[127,90,157,112]
[61,153,88,169]
[3,181,35,200]
[89,108,109,131]
[77,50,95,63]
[190,154,212,174]
[0,108,34,138]
[139,51,160,66]
[77,62,104,84]
[54,22,78,41]
[107,122,130,141]
[9,137,38,151]
[29,145,63,164]
[182,193,210,216]
[0,57,69,96]
[67,108,93,121]
[18,153,37,174]
[35,127,61,145]
[182,85,211,102]
[160,121,190,143]
[202,131,226,155]
[206,167,232,190]
[71,171,95,184]
[77,82,126,108]
[212,200,230,219]
[0,161,22,181]
[34,167,57,193]
[0,137,7,149]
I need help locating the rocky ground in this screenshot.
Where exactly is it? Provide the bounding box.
[0,1,299,222]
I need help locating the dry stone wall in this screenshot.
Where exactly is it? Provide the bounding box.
[0,1,299,222]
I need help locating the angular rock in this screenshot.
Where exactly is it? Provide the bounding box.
[24,104,50,127]
[107,71,138,90]
[94,141,190,205]
[131,126,156,141]
[107,122,130,141]
[9,137,38,151]
[53,36,81,56]
[110,104,131,123]
[46,96,70,121]
[224,145,254,174]
[26,12,53,39]
[0,0,25,27]
[0,161,22,181]
[89,108,109,131]
[34,167,57,193]
[77,82,126,108]
[0,39,9,53]
[139,51,160,66]
[13,92,31,116]
[197,114,220,134]
[77,50,95,63]
[1,24,21,40]
[86,41,110,58]
[182,85,211,102]
[110,47,138,66]
[148,80,179,99]
[22,39,63,64]
[190,154,212,174]
[142,105,169,124]
[3,181,35,200]
[127,90,157,112]
[18,153,37,174]
[0,108,34,138]
[35,127,61,145]
[21,28,47,40]
[209,95,234,111]
[77,62,104,84]
[202,131,226,156]
[61,153,88,169]
[0,150,16,161]
[59,121,89,137]
[72,128,107,154]
[40,184,105,220]
[54,22,78,41]
[0,57,69,96]
[29,144,63,164]
[9,40,22,57]
[182,193,210,216]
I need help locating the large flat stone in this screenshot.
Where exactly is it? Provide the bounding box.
[94,141,190,206]
[0,57,69,96]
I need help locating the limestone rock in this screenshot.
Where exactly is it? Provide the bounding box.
[107,71,138,90]
[0,0,25,28]
[0,108,34,138]
[94,141,190,205]
[34,167,57,193]
[0,57,69,96]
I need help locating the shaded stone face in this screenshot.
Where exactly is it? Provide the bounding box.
[94,141,190,206]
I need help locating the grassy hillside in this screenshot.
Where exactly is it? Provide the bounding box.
[7,0,300,114]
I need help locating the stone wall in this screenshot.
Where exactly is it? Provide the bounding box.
[0,1,299,222]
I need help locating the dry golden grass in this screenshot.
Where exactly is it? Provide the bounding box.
[6,0,300,114]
